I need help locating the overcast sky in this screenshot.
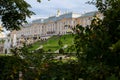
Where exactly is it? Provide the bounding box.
[26,0,97,22]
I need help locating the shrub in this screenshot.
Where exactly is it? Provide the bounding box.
[59,48,64,54]
[0,56,27,80]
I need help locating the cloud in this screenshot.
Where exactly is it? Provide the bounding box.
[26,0,97,22]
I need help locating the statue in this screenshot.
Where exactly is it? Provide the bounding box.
[13,34,17,47]
[3,38,11,54]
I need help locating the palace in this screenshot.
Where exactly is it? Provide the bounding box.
[10,11,103,44]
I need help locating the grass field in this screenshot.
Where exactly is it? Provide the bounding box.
[29,41,41,51]
[30,34,75,52]
[43,34,75,52]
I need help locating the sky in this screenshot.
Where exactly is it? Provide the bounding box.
[26,0,97,22]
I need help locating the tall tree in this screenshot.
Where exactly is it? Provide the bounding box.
[95,0,120,66]
[89,0,120,43]
[74,0,120,79]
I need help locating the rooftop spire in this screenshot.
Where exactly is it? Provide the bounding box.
[56,9,61,17]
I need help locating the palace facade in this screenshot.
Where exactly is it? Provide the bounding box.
[10,11,103,43]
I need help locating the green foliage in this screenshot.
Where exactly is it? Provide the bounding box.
[35,48,45,53]
[39,60,81,80]
[0,56,27,80]
[74,0,120,79]
[91,0,120,43]
[0,0,34,30]
[106,74,118,80]
[74,17,120,79]
[111,40,120,53]
[0,43,79,80]
[58,39,63,47]
[10,43,55,79]
[48,49,51,52]
[11,43,32,56]
[22,53,54,79]
[28,41,40,51]
[59,48,64,54]
[67,44,76,53]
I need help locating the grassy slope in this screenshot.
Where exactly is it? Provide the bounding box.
[43,34,75,52]
[29,41,40,51]
[30,34,75,52]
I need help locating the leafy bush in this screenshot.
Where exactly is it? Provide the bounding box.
[0,56,27,80]
[59,48,64,54]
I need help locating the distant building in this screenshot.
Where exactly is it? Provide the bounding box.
[10,11,103,44]
[32,18,44,24]
[12,11,81,40]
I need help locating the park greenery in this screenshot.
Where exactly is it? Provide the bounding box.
[29,34,75,52]
[0,0,120,80]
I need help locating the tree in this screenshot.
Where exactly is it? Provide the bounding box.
[93,0,120,66]
[74,0,120,79]
[89,0,120,43]
[0,0,35,31]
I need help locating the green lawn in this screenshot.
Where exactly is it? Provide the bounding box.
[42,34,75,52]
[29,34,75,52]
[29,41,40,51]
